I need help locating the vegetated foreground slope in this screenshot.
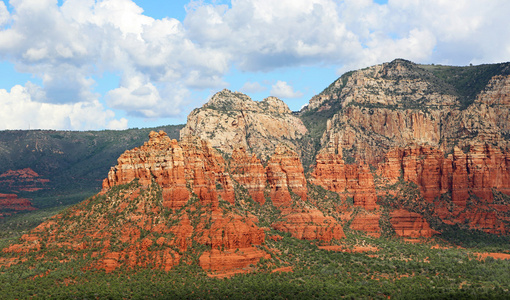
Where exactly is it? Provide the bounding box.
[0,125,183,218]
[0,131,509,299]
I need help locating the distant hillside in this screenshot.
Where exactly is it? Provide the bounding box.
[0,125,183,210]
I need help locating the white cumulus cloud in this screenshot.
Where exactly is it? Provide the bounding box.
[0,0,229,123]
[0,2,10,27]
[0,85,127,130]
[270,81,303,99]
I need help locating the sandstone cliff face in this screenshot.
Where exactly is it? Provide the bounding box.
[443,73,510,148]
[311,143,378,210]
[305,60,456,163]
[389,209,438,238]
[103,131,236,209]
[180,89,308,160]
[104,132,345,246]
[272,207,345,241]
[311,60,510,164]
[266,145,308,207]
[230,147,267,204]
[376,144,510,234]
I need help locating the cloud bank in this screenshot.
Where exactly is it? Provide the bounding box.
[0,0,508,130]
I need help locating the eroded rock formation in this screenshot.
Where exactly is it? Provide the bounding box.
[311,143,379,210]
[266,145,308,207]
[306,60,510,236]
[230,147,267,204]
[272,208,345,241]
[389,209,438,238]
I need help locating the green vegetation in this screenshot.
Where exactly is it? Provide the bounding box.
[419,62,510,109]
[1,178,510,298]
[1,227,510,299]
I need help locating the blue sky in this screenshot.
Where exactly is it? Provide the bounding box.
[0,0,508,130]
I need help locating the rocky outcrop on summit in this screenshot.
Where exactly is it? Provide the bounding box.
[180,89,308,160]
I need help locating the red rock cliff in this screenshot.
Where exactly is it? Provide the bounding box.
[311,143,378,210]
[378,143,510,234]
[266,145,308,207]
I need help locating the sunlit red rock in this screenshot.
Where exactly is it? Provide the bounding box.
[272,208,345,242]
[349,212,381,237]
[311,143,378,210]
[378,143,510,234]
[266,145,307,207]
[230,147,267,204]
[389,209,438,238]
[103,131,236,209]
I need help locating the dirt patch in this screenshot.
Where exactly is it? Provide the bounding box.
[430,244,450,250]
[475,252,510,260]
[319,245,379,253]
